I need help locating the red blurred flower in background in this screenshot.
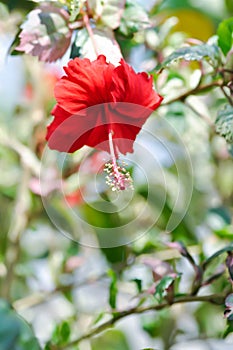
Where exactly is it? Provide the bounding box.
[46,55,162,190]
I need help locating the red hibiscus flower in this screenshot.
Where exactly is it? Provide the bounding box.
[46,55,163,190]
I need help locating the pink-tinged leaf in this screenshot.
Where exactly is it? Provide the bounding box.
[142,257,174,282]
[16,4,72,62]
[224,294,233,320]
[89,0,126,29]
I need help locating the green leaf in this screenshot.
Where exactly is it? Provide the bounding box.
[51,321,71,346]
[119,0,150,36]
[215,104,233,143]
[59,321,71,344]
[92,312,105,325]
[132,278,142,293]
[108,269,118,309]
[1,0,35,12]
[154,276,175,301]
[217,17,233,56]
[224,320,233,338]
[8,28,23,56]
[91,329,130,350]
[203,244,233,269]
[214,225,233,239]
[0,299,41,350]
[89,0,126,29]
[157,44,221,71]
[13,4,72,62]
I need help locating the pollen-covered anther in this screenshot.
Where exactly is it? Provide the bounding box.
[104,162,134,192]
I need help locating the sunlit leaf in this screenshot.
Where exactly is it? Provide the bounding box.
[215,104,233,144]
[69,0,81,21]
[119,0,150,36]
[157,44,221,71]
[214,225,233,239]
[14,4,72,62]
[71,27,122,65]
[217,17,233,56]
[89,0,126,29]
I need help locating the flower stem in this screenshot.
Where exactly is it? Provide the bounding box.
[82,11,99,57]
[108,131,126,190]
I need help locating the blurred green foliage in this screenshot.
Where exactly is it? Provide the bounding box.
[0,0,233,349]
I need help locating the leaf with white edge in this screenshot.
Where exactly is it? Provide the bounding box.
[215,104,233,144]
[224,294,233,320]
[226,294,233,307]
[15,4,72,62]
[157,44,221,71]
[154,275,175,302]
[71,27,123,65]
[69,0,81,21]
[119,0,150,36]
[70,27,88,59]
[217,17,233,56]
[89,0,126,29]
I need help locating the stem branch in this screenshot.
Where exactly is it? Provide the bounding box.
[185,100,215,128]
[162,81,223,106]
[83,11,99,57]
[57,292,226,349]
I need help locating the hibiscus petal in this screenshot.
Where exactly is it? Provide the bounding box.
[47,56,163,156]
[101,102,156,154]
[112,59,163,111]
[47,104,110,153]
[47,103,146,154]
[54,55,115,114]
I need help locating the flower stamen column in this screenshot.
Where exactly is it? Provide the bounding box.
[104,130,133,191]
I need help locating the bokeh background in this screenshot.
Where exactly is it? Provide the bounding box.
[0,0,233,349]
